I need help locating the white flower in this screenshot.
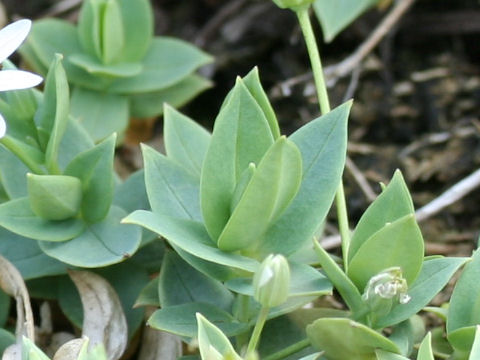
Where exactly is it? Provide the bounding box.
[0,19,43,138]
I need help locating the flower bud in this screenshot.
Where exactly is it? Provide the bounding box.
[253,254,290,308]
[272,0,315,11]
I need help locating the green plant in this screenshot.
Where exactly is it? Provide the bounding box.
[20,0,213,142]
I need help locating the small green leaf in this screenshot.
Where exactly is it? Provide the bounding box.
[159,251,234,311]
[448,326,476,354]
[313,0,379,42]
[64,134,116,223]
[70,87,128,142]
[201,78,275,241]
[129,74,212,118]
[148,302,249,338]
[417,332,434,360]
[22,337,50,360]
[0,197,84,241]
[469,326,480,360]
[375,350,409,360]
[69,53,142,77]
[134,276,159,308]
[0,145,31,199]
[197,313,243,360]
[258,101,350,256]
[243,67,280,139]
[101,0,125,64]
[448,249,480,334]
[109,37,213,94]
[39,206,141,267]
[142,145,202,221]
[347,214,424,291]
[306,318,400,359]
[349,170,414,263]
[375,257,468,329]
[123,210,259,273]
[217,137,302,252]
[78,0,103,59]
[27,174,82,220]
[164,105,211,177]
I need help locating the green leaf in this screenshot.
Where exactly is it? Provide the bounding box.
[306,318,400,360]
[64,134,116,223]
[117,0,153,62]
[78,0,103,59]
[123,210,259,273]
[159,251,234,311]
[258,101,350,256]
[201,78,275,241]
[218,137,302,252]
[225,262,332,298]
[375,257,468,329]
[129,74,212,118]
[0,145,29,198]
[148,302,249,338]
[0,197,84,241]
[375,350,409,360]
[39,206,141,267]
[417,332,434,360]
[69,53,142,77]
[142,145,202,221]
[448,249,480,334]
[27,174,82,220]
[448,326,476,354]
[242,67,280,139]
[101,0,125,64]
[349,170,414,263]
[70,87,129,142]
[134,276,159,307]
[0,228,66,279]
[469,326,480,360]
[313,0,379,42]
[22,337,50,360]
[347,214,424,291]
[109,37,213,94]
[164,104,211,177]
[197,313,242,360]
[0,329,15,355]
[57,117,95,169]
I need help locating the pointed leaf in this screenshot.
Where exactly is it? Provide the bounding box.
[164,104,211,177]
[469,326,480,360]
[349,170,414,263]
[218,137,302,251]
[64,134,116,223]
[69,54,142,77]
[417,332,434,360]
[347,214,424,290]
[200,78,275,241]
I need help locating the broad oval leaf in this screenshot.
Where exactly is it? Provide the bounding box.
[347,214,424,291]
[257,101,350,256]
[69,54,142,77]
[200,78,275,241]
[39,206,141,267]
[217,137,302,252]
[306,318,400,359]
[0,197,84,242]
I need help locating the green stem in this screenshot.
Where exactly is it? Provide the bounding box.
[296,7,351,267]
[235,295,251,350]
[263,338,311,360]
[246,307,270,356]
[0,136,46,174]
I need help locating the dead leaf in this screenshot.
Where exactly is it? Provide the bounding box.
[0,255,34,341]
[53,337,87,360]
[68,270,127,360]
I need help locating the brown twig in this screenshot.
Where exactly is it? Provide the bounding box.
[346,157,377,202]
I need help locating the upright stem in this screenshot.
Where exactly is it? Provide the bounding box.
[296,7,351,267]
[246,307,270,356]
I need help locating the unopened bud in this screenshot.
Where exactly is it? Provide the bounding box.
[253,254,290,308]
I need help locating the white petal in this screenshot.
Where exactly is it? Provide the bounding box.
[0,70,42,91]
[0,19,32,63]
[0,113,6,138]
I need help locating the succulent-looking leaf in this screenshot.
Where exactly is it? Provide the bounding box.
[21,337,50,360]
[306,318,400,360]
[69,270,127,360]
[469,326,480,360]
[196,313,243,360]
[217,137,302,252]
[417,332,434,360]
[101,0,125,64]
[200,77,275,241]
[348,170,414,263]
[347,214,424,291]
[64,133,116,223]
[27,174,82,220]
[77,0,103,60]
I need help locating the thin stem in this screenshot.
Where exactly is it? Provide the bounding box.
[263,338,311,360]
[0,136,46,174]
[246,307,270,356]
[296,7,351,267]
